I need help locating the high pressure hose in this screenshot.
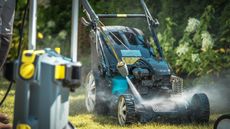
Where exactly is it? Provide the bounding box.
[97,22,143,102]
[81,0,147,103]
[0,82,13,107]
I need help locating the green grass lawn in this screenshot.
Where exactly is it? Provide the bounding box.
[0,80,218,129]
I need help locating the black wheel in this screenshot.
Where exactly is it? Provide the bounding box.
[214,114,230,129]
[189,93,210,123]
[117,95,136,125]
[85,71,108,115]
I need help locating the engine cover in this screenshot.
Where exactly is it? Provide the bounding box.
[132,68,150,79]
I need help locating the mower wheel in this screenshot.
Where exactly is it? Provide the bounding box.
[117,95,136,125]
[85,71,96,112]
[189,93,210,123]
[85,71,108,115]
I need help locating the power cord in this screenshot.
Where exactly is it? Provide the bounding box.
[0,82,13,107]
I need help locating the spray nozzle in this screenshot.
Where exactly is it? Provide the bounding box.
[117,61,129,77]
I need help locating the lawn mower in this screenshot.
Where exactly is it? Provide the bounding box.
[82,0,210,125]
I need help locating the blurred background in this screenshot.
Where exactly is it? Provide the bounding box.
[9,0,229,78]
[1,0,229,127]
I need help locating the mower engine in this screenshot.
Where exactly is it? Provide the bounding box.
[129,58,183,98]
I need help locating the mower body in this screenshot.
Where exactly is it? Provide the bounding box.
[85,26,209,124]
[92,26,176,95]
[89,26,183,117]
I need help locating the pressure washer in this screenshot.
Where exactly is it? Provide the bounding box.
[3,0,81,129]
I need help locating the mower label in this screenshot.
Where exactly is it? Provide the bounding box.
[122,57,140,65]
[121,50,142,57]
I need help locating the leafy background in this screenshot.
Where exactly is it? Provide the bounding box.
[9,0,230,78]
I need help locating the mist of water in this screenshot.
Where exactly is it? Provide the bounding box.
[126,71,230,113]
[183,84,230,113]
[126,76,143,102]
[94,70,230,114]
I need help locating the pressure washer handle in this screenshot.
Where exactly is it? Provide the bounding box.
[64,62,82,91]
[28,0,37,50]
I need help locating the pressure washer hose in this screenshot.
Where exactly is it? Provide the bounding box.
[0,82,13,107]
[97,21,123,62]
[97,20,144,103]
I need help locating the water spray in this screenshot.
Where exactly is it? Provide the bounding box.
[126,76,143,103]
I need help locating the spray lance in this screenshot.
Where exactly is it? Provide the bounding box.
[95,21,142,103]
[117,58,143,103]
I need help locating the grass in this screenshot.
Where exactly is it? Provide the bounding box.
[0,80,15,122]
[0,78,218,129]
[69,87,218,129]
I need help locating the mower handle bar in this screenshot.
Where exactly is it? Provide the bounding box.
[81,0,164,58]
[97,14,146,18]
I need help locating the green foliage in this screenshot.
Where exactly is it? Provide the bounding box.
[35,0,72,56]
[157,17,176,64]
[9,0,230,77]
[159,5,229,77]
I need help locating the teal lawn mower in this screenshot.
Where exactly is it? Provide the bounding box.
[81,0,210,125]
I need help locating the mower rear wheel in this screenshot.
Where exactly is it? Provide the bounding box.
[85,71,96,112]
[189,93,210,123]
[85,71,108,114]
[117,95,136,125]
